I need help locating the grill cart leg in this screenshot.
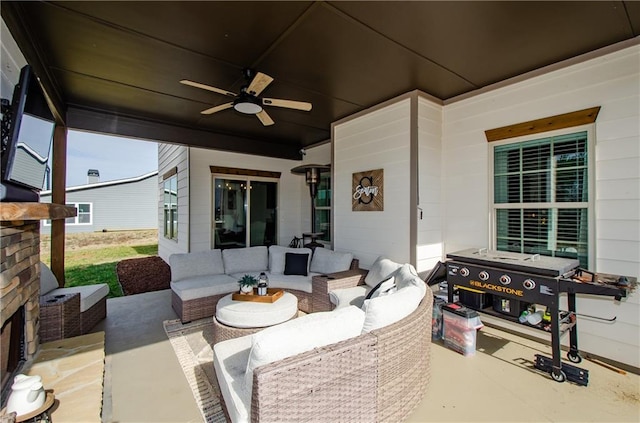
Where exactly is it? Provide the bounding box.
[566,292,582,363]
[549,302,565,382]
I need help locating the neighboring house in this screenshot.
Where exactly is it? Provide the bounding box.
[158,45,640,369]
[40,170,158,234]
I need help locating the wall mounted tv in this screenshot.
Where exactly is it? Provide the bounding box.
[1,65,55,202]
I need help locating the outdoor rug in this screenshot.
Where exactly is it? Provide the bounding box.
[163,318,228,423]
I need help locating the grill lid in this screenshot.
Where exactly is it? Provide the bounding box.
[446,248,580,277]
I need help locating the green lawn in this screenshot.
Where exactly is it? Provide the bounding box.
[43,243,158,298]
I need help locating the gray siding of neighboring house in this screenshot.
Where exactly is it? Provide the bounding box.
[157,143,189,262]
[40,172,158,234]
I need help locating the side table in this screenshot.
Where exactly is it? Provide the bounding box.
[39,293,81,343]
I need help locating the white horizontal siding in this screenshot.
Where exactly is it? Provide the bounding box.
[157,143,189,262]
[333,98,411,269]
[442,44,640,367]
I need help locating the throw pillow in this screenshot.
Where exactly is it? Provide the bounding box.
[268,245,312,274]
[284,252,309,276]
[364,256,402,288]
[395,263,427,298]
[364,277,396,300]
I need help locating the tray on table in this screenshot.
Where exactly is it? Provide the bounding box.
[232,288,284,303]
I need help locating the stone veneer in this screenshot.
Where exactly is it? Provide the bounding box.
[0,220,41,363]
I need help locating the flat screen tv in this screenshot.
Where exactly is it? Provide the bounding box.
[1,65,55,202]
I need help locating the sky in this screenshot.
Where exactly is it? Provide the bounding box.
[52,130,158,188]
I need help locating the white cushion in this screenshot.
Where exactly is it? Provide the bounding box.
[364,256,402,288]
[329,285,371,309]
[309,248,353,274]
[170,274,238,301]
[268,245,312,274]
[47,284,109,313]
[244,306,365,397]
[265,272,315,294]
[213,335,253,423]
[216,292,298,328]
[223,246,268,275]
[39,262,59,295]
[361,285,424,333]
[394,263,427,298]
[169,249,224,281]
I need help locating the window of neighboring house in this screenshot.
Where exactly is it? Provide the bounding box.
[44,202,92,226]
[492,130,592,268]
[164,174,178,240]
[315,171,331,243]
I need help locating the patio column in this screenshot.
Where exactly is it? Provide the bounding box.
[50,124,68,286]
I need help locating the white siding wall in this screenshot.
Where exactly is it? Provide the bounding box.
[442,45,640,367]
[158,143,189,262]
[417,95,444,273]
[333,98,412,269]
[188,148,304,253]
[41,174,157,234]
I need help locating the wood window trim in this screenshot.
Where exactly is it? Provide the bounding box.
[485,107,600,142]
[209,165,281,179]
[163,167,177,180]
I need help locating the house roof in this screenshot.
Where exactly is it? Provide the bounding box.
[40,170,158,195]
[2,1,638,160]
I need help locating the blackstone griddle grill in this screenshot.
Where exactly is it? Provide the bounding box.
[445,248,637,384]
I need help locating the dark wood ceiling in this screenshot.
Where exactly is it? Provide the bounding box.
[2,1,638,159]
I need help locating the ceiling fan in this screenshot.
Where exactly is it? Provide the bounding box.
[180,69,312,126]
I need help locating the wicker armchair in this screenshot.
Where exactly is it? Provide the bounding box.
[241,288,433,422]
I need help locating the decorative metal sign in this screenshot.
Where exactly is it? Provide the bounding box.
[352,168,383,211]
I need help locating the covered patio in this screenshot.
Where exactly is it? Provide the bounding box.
[1,2,639,421]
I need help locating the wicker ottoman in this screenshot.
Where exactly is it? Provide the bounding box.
[213,292,298,344]
[39,293,82,342]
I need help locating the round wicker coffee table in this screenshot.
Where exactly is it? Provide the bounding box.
[213,292,298,344]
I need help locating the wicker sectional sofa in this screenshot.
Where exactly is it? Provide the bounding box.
[169,245,358,322]
[213,258,433,423]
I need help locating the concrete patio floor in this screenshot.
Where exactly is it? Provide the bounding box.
[95,289,640,423]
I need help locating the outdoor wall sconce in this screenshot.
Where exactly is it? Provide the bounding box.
[291,164,330,248]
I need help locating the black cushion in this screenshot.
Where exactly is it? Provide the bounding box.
[284,252,309,276]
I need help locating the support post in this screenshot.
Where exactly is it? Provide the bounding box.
[50,124,67,286]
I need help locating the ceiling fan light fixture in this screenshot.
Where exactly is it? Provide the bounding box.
[233,95,262,114]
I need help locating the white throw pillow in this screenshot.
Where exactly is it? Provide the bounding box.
[244,306,365,395]
[268,245,312,274]
[364,256,402,288]
[309,248,353,274]
[361,285,424,333]
[394,263,427,298]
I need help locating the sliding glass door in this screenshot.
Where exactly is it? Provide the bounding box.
[213,177,277,249]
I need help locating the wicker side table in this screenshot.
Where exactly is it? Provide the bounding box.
[39,293,81,343]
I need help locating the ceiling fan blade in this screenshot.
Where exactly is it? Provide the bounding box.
[201,102,234,115]
[256,110,275,126]
[246,72,274,96]
[262,98,312,111]
[180,79,237,97]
